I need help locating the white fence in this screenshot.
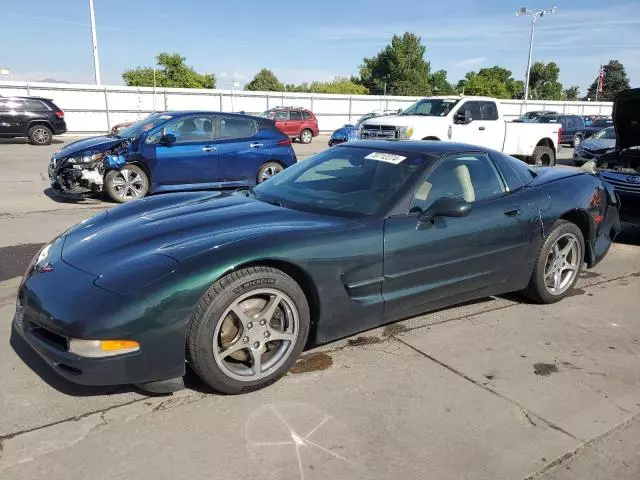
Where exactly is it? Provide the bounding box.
[0,80,613,135]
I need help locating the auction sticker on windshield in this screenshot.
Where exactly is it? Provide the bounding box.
[364,152,407,164]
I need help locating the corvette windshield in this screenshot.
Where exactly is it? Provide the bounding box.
[252,146,429,216]
[400,99,459,116]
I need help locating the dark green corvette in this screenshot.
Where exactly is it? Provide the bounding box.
[14,140,620,394]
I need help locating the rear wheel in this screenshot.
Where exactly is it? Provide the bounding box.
[522,220,584,304]
[572,134,582,148]
[300,129,313,144]
[27,125,52,145]
[104,165,149,203]
[257,162,283,183]
[531,145,555,166]
[187,266,310,394]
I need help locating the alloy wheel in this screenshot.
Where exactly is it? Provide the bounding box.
[260,165,282,181]
[32,128,50,145]
[301,130,312,143]
[543,233,581,295]
[213,289,299,381]
[110,168,145,200]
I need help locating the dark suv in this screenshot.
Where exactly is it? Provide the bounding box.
[0,96,67,145]
[539,114,586,147]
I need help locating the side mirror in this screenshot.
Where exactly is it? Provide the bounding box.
[418,197,472,223]
[397,108,403,114]
[160,133,176,146]
[454,110,472,125]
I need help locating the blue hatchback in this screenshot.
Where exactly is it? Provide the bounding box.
[48,111,297,203]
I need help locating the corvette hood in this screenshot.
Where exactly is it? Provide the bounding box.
[61,192,351,276]
[55,135,125,159]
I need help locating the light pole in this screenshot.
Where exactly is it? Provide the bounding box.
[88,0,102,85]
[515,6,556,101]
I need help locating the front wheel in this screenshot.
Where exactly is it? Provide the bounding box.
[104,165,149,203]
[522,220,584,304]
[299,129,313,144]
[187,266,310,394]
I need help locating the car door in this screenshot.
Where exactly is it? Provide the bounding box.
[478,101,505,151]
[274,110,292,136]
[144,115,219,188]
[560,117,571,143]
[449,101,485,146]
[214,115,263,185]
[0,98,26,135]
[288,109,303,136]
[382,152,530,321]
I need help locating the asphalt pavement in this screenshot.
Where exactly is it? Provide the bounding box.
[1,136,639,479]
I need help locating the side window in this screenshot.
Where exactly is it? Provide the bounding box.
[147,116,213,144]
[302,111,312,120]
[457,102,481,122]
[274,111,289,121]
[25,99,49,111]
[411,153,505,212]
[0,99,23,111]
[217,117,257,139]
[480,102,498,121]
[289,110,302,121]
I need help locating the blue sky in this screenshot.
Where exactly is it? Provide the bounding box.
[1,0,639,95]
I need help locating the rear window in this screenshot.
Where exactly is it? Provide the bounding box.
[25,99,50,111]
[302,111,313,120]
[290,110,302,121]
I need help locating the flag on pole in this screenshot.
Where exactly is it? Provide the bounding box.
[597,65,605,93]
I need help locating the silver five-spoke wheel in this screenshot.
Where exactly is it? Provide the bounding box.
[213,288,299,381]
[261,165,281,181]
[543,232,581,295]
[111,168,145,200]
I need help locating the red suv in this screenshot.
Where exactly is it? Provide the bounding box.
[262,107,319,144]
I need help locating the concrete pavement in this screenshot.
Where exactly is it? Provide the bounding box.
[1,136,639,479]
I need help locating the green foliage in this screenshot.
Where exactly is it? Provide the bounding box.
[429,70,453,95]
[308,77,368,95]
[358,32,431,96]
[122,53,215,89]
[245,69,284,91]
[528,62,563,100]
[457,66,522,99]
[563,86,580,101]
[586,60,630,101]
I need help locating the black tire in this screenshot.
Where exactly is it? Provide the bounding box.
[27,125,52,145]
[572,134,582,148]
[104,164,149,203]
[522,220,585,304]
[257,161,283,183]
[299,129,313,144]
[187,266,310,394]
[531,145,555,167]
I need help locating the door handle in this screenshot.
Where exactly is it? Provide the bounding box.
[249,143,264,149]
[201,146,215,152]
[478,126,486,131]
[504,206,522,216]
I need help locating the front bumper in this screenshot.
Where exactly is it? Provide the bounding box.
[48,157,104,197]
[600,170,640,223]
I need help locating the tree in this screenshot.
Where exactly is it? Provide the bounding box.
[586,60,630,101]
[563,86,580,101]
[358,32,431,96]
[309,77,368,95]
[122,53,215,89]
[245,69,284,91]
[429,70,453,95]
[456,66,522,99]
[528,62,563,100]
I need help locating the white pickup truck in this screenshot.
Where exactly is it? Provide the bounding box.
[360,96,562,165]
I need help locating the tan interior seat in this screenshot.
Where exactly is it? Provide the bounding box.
[453,164,475,202]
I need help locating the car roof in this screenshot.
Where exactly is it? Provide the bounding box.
[0,95,53,101]
[163,111,267,121]
[338,139,494,156]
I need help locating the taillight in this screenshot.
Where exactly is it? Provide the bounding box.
[557,126,562,146]
[277,138,292,146]
[55,111,64,118]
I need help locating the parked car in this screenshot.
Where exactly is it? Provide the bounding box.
[48,111,296,203]
[584,117,613,138]
[15,140,620,394]
[261,107,319,144]
[515,110,558,122]
[360,96,561,166]
[110,121,135,135]
[0,96,66,145]
[573,127,616,165]
[538,114,586,147]
[594,88,640,224]
[328,110,398,147]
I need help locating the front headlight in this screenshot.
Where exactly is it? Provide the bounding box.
[397,126,414,139]
[67,152,104,164]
